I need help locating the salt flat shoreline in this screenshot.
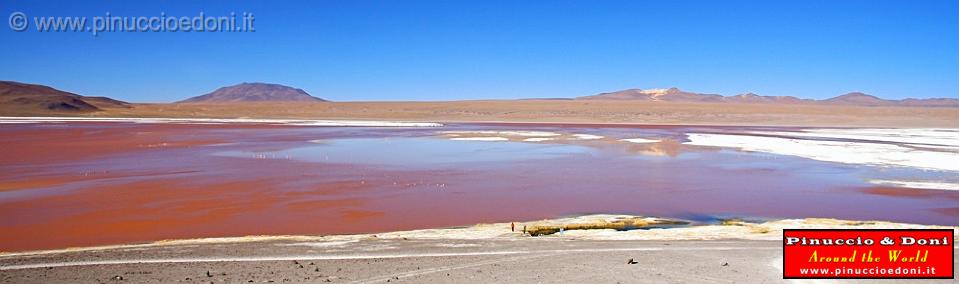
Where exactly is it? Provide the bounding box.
[0,215,956,284]
[3,214,956,258]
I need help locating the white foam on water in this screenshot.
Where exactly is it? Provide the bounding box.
[684,133,959,172]
[620,138,660,144]
[439,130,561,137]
[867,180,959,191]
[0,117,442,127]
[449,137,509,141]
[570,134,604,140]
[523,137,555,142]
[750,128,959,148]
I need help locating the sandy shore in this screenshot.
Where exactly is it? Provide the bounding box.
[1,215,957,283]
[0,239,795,283]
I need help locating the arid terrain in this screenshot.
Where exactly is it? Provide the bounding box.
[29,100,959,128]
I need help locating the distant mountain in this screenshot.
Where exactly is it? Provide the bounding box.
[823,92,892,106]
[579,88,959,107]
[724,93,813,104]
[900,98,959,107]
[578,88,724,102]
[822,92,959,107]
[0,81,129,114]
[179,83,325,103]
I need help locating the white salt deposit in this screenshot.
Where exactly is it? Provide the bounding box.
[868,180,959,191]
[523,137,555,142]
[620,138,660,144]
[439,130,561,137]
[570,134,604,140]
[450,137,509,141]
[750,128,959,149]
[684,133,959,172]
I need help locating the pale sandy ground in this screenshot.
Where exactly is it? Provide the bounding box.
[0,239,819,283]
[1,216,957,283]
[19,100,959,128]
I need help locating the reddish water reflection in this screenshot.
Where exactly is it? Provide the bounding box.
[0,122,957,252]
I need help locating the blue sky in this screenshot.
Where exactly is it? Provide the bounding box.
[1,0,957,102]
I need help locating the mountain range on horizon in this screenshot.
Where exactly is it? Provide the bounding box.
[2,80,959,116]
[577,87,959,107]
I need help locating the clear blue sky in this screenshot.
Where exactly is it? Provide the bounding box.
[2,0,957,102]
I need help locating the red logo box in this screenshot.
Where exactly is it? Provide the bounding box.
[783,229,954,279]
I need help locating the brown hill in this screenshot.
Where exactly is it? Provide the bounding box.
[900,98,959,107]
[179,83,325,103]
[823,92,892,106]
[724,93,813,104]
[0,81,129,115]
[822,92,959,107]
[578,88,724,102]
[580,88,959,107]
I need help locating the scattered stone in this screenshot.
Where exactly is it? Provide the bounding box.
[722,262,729,266]
[315,268,320,272]
[206,271,213,277]
[626,258,638,264]
[113,275,123,280]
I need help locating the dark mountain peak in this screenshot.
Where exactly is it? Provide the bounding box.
[0,81,128,114]
[179,82,325,103]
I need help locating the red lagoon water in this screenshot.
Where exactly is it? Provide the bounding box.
[1,122,957,252]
